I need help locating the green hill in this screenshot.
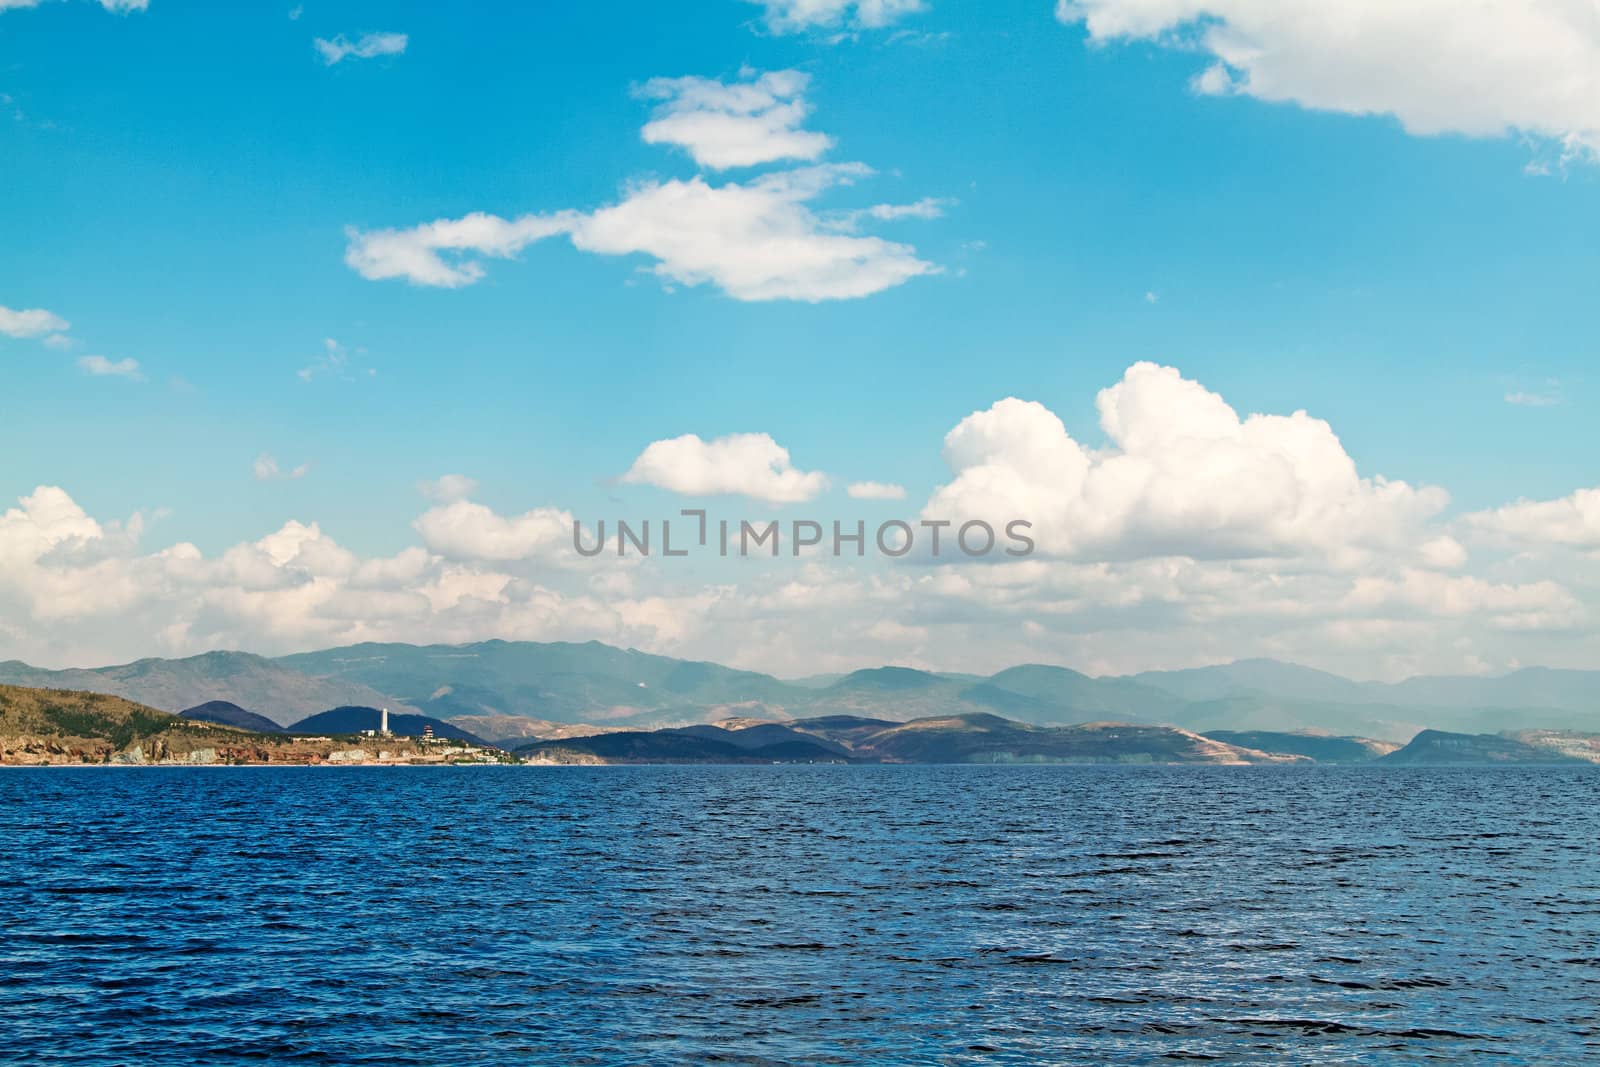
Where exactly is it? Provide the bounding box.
[0,685,259,764]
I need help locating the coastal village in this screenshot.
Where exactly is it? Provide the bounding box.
[0,688,512,767]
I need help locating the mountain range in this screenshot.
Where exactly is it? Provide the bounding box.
[3,641,1598,744]
[519,714,1303,765]
[520,716,1600,767]
[6,684,1598,768]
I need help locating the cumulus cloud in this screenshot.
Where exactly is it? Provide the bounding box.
[77,355,142,380]
[413,500,572,562]
[753,0,926,33]
[1,467,1597,682]
[848,481,907,501]
[417,474,479,503]
[0,486,634,668]
[638,69,833,169]
[254,453,310,481]
[1468,487,1600,551]
[1057,0,1600,163]
[571,164,934,301]
[621,432,828,504]
[314,31,407,66]
[346,165,934,301]
[927,362,1447,565]
[0,305,68,338]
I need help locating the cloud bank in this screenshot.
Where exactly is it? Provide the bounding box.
[4,363,1597,679]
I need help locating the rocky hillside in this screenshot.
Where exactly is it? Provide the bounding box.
[520,713,1303,765]
[1201,730,1399,763]
[1379,729,1597,764]
[441,713,620,746]
[0,686,468,766]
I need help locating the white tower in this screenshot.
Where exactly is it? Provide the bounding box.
[380,707,389,734]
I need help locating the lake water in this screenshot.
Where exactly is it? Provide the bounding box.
[2,765,1597,1065]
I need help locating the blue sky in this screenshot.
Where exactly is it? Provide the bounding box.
[3,0,1599,677]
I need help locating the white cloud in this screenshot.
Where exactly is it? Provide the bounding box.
[927,361,1447,565]
[571,165,934,301]
[297,337,375,381]
[622,432,829,504]
[314,31,407,66]
[1419,536,1468,570]
[254,453,310,481]
[414,500,572,561]
[417,474,479,503]
[343,214,576,288]
[347,165,935,301]
[826,197,952,232]
[0,305,68,339]
[345,67,940,302]
[1505,390,1560,408]
[1468,487,1600,551]
[753,0,926,33]
[861,197,948,221]
[848,481,908,501]
[1057,0,1600,163]
[2,470,1599,683]
[77,355,142,380]
[1,0,147,10]
[638,69,833,170]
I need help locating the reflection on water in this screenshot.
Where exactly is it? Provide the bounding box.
[2,764,1597,1064]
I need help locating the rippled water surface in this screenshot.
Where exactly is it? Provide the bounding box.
[3,765,1598,1065]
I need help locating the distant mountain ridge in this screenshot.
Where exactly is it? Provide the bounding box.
[1128,659,1600,715]
[0,651,413,727]
[521,713,1305,765]
[3,642,1599,742]
[9,682,1600,768]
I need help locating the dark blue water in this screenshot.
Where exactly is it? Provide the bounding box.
[3,765,1598,1065]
